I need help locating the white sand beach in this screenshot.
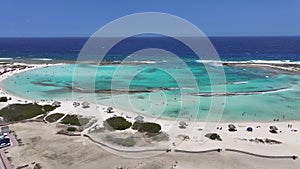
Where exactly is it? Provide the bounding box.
[0,62,300,169]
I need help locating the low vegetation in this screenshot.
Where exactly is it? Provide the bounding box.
[67,127,77,132]
[150,132,169,141]
[106,135,135,147]
[42,105,56,112]
[45,113,64,123]
[104,116,132,130]
[132,121,161,134]
[33,163,42,169]
[0,103,56,122]
[60,115,81,126]
[78,117,91,126]
[0,97,7,102]
[205,133,222,141]
[60,114,91,127]
[249,138,282,144]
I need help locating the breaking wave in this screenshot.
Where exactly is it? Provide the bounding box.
[196,59,300,65]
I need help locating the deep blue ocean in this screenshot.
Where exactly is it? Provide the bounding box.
[0,37,300,61]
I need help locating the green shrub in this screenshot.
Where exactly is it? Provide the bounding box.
[67,127,77,132]
[78,117,90,126]
[61,115,81,126]
[45,113,64,122]
[132,122,161,134]
[42,105,56,112]
[104,116,132,130]
[205,133,222,141]
[0,97,7,102]
[0,103,56,122]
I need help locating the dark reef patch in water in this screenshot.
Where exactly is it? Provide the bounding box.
[32,82,61,87]
[194,87,289,97]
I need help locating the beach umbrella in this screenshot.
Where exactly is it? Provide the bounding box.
[269,126,279,134]
[134,115,144,122]
[179,121,187,126]
[269,126,278,130]
[107,107,114,113]
[228,124,237,132]
[82,101,90,108]
[52,101,61,107]
[179,121,188,129]
[246,127,253,132]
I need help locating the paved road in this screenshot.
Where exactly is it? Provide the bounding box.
[0,132,19,169]
[8,133,18,147]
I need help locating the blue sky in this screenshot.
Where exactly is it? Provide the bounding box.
[0,0,300,37]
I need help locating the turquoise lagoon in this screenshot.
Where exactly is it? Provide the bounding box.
[2,62,300,121]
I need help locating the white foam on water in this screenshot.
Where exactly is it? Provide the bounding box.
[196,59,300,65]
[232,81,249,85]
[0,57,13,60]
[29,58,53,61]
[132,60,157,64]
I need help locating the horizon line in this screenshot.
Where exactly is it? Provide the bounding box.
[1,35,300,38]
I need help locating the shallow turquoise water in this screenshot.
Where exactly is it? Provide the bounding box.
[2,63,300,121]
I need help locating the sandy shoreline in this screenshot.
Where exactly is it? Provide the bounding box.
[0,62,300,168]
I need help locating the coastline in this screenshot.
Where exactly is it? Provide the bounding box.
[0,63,299,138]
[0,62,66,105]
[0,61,299,168]
[2,3,300,167]
[1,61,300,123]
